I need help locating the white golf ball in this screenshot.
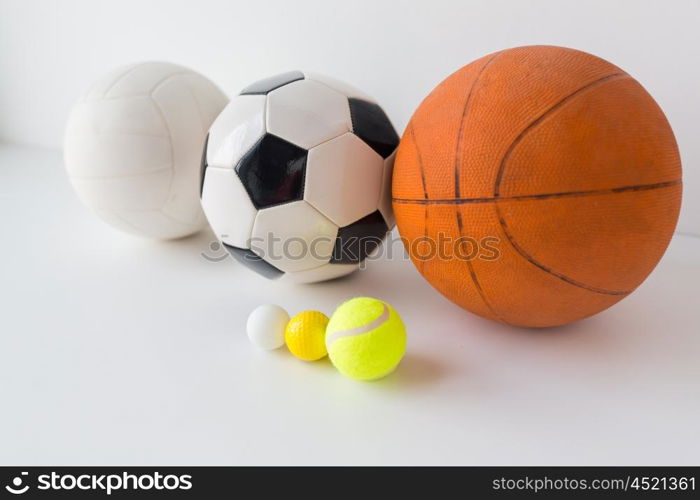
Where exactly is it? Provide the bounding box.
[246,304,289,350]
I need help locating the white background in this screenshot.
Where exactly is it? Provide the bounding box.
[1,0,699,466]
[0,0,698,234]
[1,145,699,465]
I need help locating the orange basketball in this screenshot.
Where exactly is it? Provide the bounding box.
[392,46,682,328]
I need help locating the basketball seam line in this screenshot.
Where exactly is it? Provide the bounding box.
[392,180,682,204]
[454,51,508,324]
[456,210,503,317]
[409,124,430,274]
[496,212,631,296]
[454,51,503,199]
[409,125,429,200]
[495,71,632,296]
[493,72,628,197]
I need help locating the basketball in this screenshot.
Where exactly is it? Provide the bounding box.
[392,45,682,328]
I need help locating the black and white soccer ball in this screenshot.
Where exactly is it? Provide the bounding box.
[200,71,399,283]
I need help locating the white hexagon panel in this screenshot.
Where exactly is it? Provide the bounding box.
[305,133,384,228]
[266,79,352,149]
[205,94,266,169]
[200,70,401,282]
[251,201,338,273]
[200,167,257,248]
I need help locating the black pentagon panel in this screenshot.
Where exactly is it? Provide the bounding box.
[330,211,389,265]
[235,134,307,209]
[223,243,284,280]
[240,71,305,95]
[199,133,209,197]
[348,98,400,159]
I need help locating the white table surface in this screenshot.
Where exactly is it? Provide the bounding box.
[1,143,698,466]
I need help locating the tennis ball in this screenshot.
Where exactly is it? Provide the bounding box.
[285,311,329,361]
[326,297,406,381]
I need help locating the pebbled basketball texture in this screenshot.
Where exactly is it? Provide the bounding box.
[392,46,682,328]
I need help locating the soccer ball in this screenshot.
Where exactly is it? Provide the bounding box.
[200,71,399,283]
[64,62,228,239]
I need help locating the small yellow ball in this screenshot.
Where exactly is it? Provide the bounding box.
[285,311,329,361]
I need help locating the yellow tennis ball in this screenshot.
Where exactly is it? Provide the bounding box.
[326,297,406,381]
[285,311,329,361]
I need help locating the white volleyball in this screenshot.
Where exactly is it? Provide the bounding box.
[64,62,228,239]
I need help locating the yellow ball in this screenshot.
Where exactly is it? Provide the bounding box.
[285,311,329,361]
[326,297,406,381]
